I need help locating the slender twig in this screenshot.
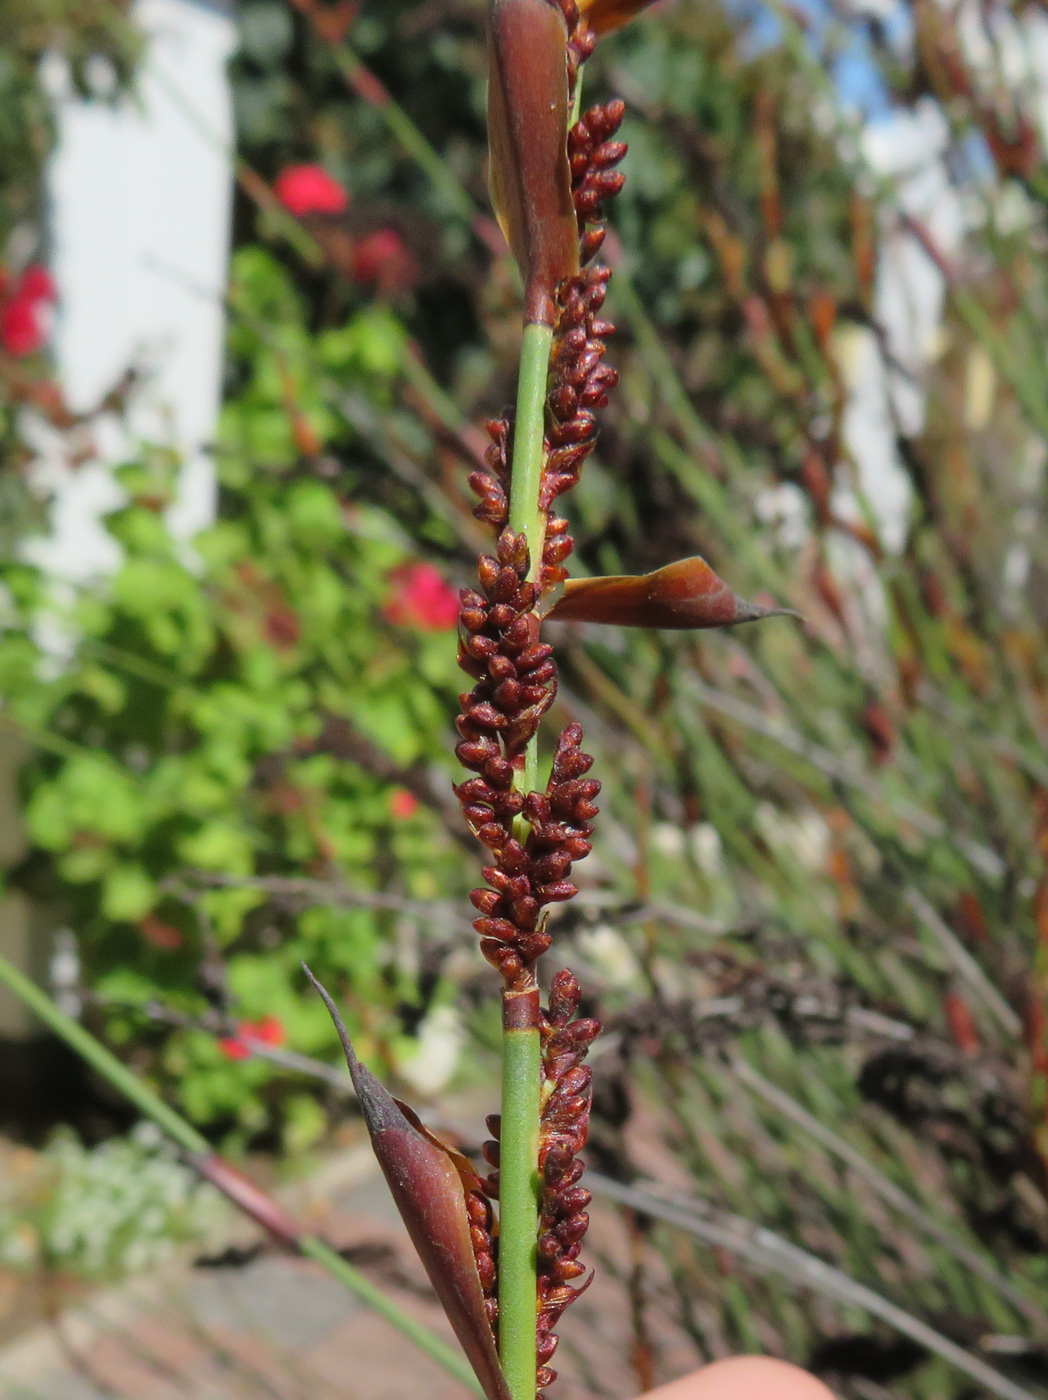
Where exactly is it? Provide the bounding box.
[0,711,90,763]
[756,0,1048,448]
[281,0,478,229]
[678,672,1006,880]
[90,992,355,1091]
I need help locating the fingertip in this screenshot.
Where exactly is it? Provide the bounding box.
[640,1356,837,1400]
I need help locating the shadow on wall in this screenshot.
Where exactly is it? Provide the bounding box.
[0,1034,138,1147]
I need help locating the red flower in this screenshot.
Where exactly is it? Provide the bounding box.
[0,297,45,357]
[249,1015,286,1046]
[17,264,56,303]
[0,263,57,357]
[383,562,460,631]
[139,914,183,950]
[219,1015,286,1060]
[389,787,419,820]
[352,228,417,290]
[274,164,349,217]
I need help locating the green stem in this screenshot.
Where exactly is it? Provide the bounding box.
[508,319,554,840]
[500,316,552,1400]
[498,1000,542,1400]
[508,321,555,581]
[0,952,482,1395]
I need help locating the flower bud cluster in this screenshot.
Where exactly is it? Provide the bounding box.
[456,526,556,761]
[535,969,601,1394]
[540,100,626,589]
[569,100,628,240]
[467,1185,500,1327]
[553,0,597,96]
[470,424,580,596]
[458,714,601,988]
[468,100,626,593]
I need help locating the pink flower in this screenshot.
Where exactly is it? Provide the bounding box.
[389,787,419,820]
[274,164,349,217]
[352,228,417,290]
[383,562,460,632]
[219,1015,286,1060]
[1,297,45,357]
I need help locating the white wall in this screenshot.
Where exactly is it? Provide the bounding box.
[28,0,237,580]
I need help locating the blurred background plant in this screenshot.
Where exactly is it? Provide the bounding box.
[0,1122,226,1279]
[3,0,1048,1395]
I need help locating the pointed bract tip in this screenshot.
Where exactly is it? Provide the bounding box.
[729,596,805,626]
[302,962,358,1071]
[303,963,413,1135]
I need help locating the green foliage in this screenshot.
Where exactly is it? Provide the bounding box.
[3,246,470,1135]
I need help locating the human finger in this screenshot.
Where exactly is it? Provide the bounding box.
[639,1356,837,1400]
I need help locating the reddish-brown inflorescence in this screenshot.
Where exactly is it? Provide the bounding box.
[535,969,600,1394]
[460,3,625,1390]
[470,94,627,592]
[467,1184,501,1327]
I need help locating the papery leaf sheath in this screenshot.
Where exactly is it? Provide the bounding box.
[304,967,511,1400]
[488,0,579,324]
[579,0,661,34]
[544,555,796,628]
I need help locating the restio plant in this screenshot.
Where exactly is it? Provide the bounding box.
[305,4,790,1399]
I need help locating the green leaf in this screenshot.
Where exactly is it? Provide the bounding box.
[177,821,254,874]
[102,864,156,922]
